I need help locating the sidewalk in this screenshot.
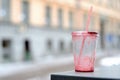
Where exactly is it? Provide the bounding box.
[0,55,73,80]
[0,62,34,77]
[0,49,120,80]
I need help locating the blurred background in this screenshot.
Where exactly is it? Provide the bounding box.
[0,0,120,80]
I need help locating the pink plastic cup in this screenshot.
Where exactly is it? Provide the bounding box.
[72,31,98,72]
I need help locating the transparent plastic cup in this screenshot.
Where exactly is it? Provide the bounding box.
[72,31,98,72]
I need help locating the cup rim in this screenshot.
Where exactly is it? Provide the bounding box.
[72,31,98,36]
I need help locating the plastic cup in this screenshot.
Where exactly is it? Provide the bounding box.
[72,31,98,72]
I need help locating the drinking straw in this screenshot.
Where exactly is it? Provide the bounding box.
[86,6,93,31]
[78,6,93,63]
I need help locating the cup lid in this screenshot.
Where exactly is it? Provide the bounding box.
[72,31,98,36]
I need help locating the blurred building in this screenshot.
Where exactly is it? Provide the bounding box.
[77,0,120,49]
[0,0,75,62]
[0,0,120,62]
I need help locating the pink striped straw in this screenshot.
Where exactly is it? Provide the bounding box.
[86,6,93,31]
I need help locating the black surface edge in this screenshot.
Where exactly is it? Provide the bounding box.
[51,74,119,80]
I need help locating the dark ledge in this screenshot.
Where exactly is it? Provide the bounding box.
[51,66,120,80]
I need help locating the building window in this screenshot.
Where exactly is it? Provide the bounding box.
[100,18,106,49]
[60,41,64,51]
[46,6,51,27]
[1,0,10,21]
[119,23,120,29]
[70,41,72,52]
[83,13,94,31]
[108,0,113,8]
[22,1,29,23]
[58,9,63,28]
[98,0,102,4]
[24,40,32,61]
[2,40,12,62]
[47,39,52,51]
[90,16,94,31]
[69,11,73,29]
[83,13,87,30]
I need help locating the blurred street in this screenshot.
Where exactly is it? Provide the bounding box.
[0,49,120,80]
